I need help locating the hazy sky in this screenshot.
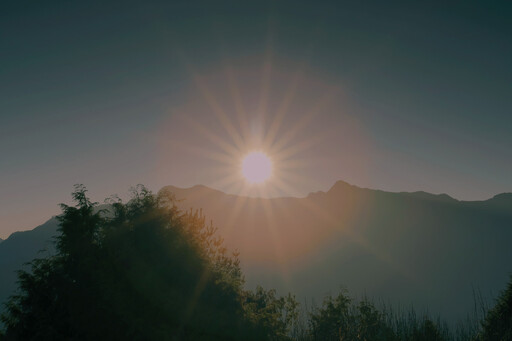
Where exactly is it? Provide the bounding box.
[1,1,511,238]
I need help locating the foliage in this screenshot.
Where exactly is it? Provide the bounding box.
[243,286,299,341]
[477,275,512,341]
[1,184,511,341]
[308,289,395,341]
[0,185,296,340]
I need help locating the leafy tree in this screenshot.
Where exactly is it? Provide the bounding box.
[354,298,395,341]
[478,275,512,341]
[3,184,500,341]
[309,288,354,340]
[243,286,299,341]
[410,318,444,341]
[1,185,295,340]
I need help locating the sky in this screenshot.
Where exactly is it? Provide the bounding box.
[1,1,511,238]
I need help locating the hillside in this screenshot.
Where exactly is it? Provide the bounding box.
[0,218,58,314]
[1,181,511,324]
[162,181,512,323]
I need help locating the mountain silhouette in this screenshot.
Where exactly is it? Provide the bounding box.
[1,181,511,324]
[0,217,58,318]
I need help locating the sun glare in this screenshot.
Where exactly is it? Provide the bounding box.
[242,152,272,184]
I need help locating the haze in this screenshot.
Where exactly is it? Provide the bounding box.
[1,1,511,240]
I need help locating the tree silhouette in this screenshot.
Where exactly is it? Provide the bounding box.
[411,319,444,341]
[478,275,512,341]
[3,184,505,341]
[307,288,451,341]
[243,286,299,340]
[1,185,297,340]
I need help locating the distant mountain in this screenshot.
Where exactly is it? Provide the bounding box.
[0,218,58,314]
[161,181,512,323]
[1,181,511,324]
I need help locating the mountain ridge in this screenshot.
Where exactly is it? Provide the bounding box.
[2,181,509,241]
[163,180,511,203]
[1,180,511,324]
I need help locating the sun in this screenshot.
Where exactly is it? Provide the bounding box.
[241,152,272,184]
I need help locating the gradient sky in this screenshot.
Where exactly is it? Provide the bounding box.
[1,1,511,238]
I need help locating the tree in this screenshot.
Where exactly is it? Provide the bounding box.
[1,185,295,340]
[308,290,396,341]
[309,288,355,340]
[243,286,299,341]
[478,275,512,341]
[411,318,444,341]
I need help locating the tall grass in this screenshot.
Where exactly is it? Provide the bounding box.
[288,289,488,341]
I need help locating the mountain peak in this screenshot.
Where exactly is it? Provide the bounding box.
[159,184,226,201]
[190,184,216,191]
[491,192,512,201]
[486,193,512,209]
[328,180,357,193]
[405,191,456,203]
[160,184,218,193]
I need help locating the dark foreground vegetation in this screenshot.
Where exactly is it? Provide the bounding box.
[1,185,511,340]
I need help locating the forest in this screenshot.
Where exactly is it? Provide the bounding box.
[1,185,510,340]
